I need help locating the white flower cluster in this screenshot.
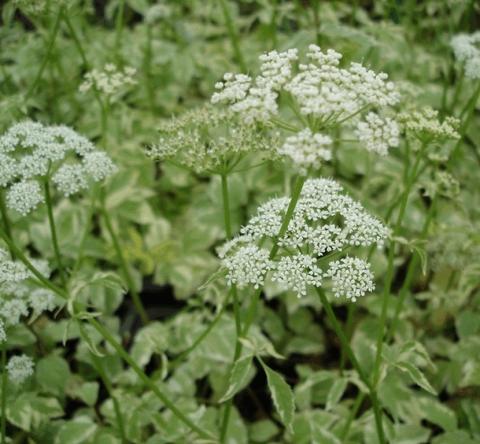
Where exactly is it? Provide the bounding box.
[277,129,332,174]
[212,45,399,128]
[212,49,298,123]
[147,105,280,174]
[7,355,34,384]
[399,107,460,141]
[325,257,374,302]
[79,64,137,95]
[0,121,116,215]
[0,320,6,343]
[219,178,387,300]
[0,248,58,342]
[355,112,400,155]
[451,32,480,79]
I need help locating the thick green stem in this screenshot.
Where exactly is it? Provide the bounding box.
[89,351,127,443]
[1,346,6,444]
[218,0,247,71]
[316,288,385,444]
[44,179,67,286]
[25,8,63,99]
[0,229,213,440]
[100,203,149,325]
[220,174,242,342]
[220,176,306,441]
[89,318,214,440]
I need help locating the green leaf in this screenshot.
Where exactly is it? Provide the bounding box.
[36,355,71,396]
[7,393,64,431]
[55,417,97,444]
[418,398,457,432]
[71,381,99,407]
[219,355,253,402]
[259,359,295,429]
[326,378,348,411]
[395,361,437,395]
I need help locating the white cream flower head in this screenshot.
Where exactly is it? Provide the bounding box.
[277,128,332,174]
[79,64,137,96]
[399,107,460,141]
[7,355,34,384]
[219,178,388,299]
[0,248,58,340]
[451,32,480,79]
[147,105,280,174]
[212,44,399,127]
[355,112,400,155]
[0,121,117,215]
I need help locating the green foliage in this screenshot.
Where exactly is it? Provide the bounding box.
[0,0,479,443]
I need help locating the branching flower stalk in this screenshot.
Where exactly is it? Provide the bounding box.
[219,175,306,442]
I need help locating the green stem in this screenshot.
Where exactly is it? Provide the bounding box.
[218,0,247,71]
[115,0,126,61]
[0,229,213,440]
[169,293,231,370]
[0,192,14,259]
[1,345,6,444]
[25,7,63,99]
[44,179,67,286]
[220,174,241,339]
[72,189,97,274]
[316,288,385,444]
[63,14,88,67]
[387,198,437,341]
[220,176,306,441]
[372,145,426,388]
[339,392,366,442]
[89,319,214,440]
[89,351,127,443]
[100,202,149,325]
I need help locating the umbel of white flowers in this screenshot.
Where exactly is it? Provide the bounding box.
[147,105,281,174]
[219,178,389,300]
[0,248,59,342]
[0,121,117,215]
[212,44,401,160]
[450,32,480,79]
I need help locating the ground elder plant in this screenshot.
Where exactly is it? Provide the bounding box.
[1,2,479,444]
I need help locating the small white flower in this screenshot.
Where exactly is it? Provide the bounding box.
[53,164,88,196]
[6,180,44,215]
[451,32,480,79]
[0,320,6,342]
[79,65,137,96]
[0,299,29,326]
[355,112,400,155]
[277,128,332,174]
[0,154,18,187]
[399,107,460,140]
[82,151,117,181]
[325,257,375,301]
[7,355,34,384]
[271,254,323,297]
[29,289,57,314]
[223,245,273,289]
